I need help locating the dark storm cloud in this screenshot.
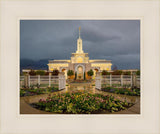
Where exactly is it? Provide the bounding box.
[20,20,140,69]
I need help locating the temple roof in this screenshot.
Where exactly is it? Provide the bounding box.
[48,60,70,63]
[89,59,112,63]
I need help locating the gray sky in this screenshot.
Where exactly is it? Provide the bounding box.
[20,20,140,69]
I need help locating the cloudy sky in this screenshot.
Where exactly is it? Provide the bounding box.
[20,20,140,69]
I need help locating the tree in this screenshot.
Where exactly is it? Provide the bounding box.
[29,69,36,75]
[67,70,74,76]
[101,70,110,75]
[52,69,59,75]
[112,70,122,75]
[84,72,86,80]
[136,70,140,75]
[36,70,45,75]
[45,72,49,75]
[87,69,93,76]
[123,71,131,75]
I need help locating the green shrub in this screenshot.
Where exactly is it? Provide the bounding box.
[102,70,110,75]
[52,69,59,75]
[36,70,46,75]
[123,71,131,75]
[29,70,36,75]
[112,70,123,75]
[136,70,140,75]
[87,69,93,76]
[67,70,74,76]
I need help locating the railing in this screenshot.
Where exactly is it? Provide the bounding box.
[96,75,140,89]
[20,74,65,90]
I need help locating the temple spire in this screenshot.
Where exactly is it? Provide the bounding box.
[79,27,81,38]
[76,27,83,53]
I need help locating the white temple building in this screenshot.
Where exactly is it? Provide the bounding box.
[48,27,112,79]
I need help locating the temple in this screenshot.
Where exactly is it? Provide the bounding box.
[48,27,112,79]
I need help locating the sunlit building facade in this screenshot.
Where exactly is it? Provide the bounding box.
[48,27,112,79]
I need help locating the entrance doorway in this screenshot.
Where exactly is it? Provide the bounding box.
[77,66,83,80]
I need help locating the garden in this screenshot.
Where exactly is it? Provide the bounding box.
[20,87,59,97]
[31,91,133,114]
[101,87,140,96]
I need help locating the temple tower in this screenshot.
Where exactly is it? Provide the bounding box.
[76,27,84,53]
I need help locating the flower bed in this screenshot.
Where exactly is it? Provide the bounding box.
[101,87,140,96]
[31,91,133,114]
[20,87,59,97]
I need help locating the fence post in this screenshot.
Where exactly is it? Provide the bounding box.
[110,74,112,87]
[133,74,137,88]
[24,75,27,87]
[121,75,123,87]
[28,75,30,88]
[95,72,101,90]
[58,72,65,90]
[38,75,40,85]
[131,75,132,87]
[49,73,51,87]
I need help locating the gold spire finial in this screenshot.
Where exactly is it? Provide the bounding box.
[79,27,81,38]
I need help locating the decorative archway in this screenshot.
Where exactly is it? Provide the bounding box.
[75,64,85,80]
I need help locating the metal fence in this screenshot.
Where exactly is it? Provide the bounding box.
[20,74,65,90]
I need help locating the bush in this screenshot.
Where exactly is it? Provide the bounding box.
[136,70,140,75]
[52,69,59,75]
[29,70,36,75]
[102,70,110,75]
[102,87,140,96]
[20,87,59,97]
[112,70,122,75]
[67,70,74,76]
[36,70,46,75]
[87,69,93,76]
[45,72,49,75]
[123,71,131,75]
